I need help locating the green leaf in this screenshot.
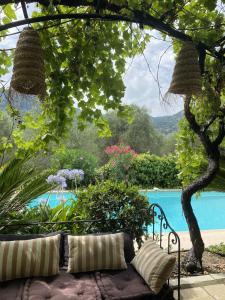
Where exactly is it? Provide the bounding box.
[3,4,16,20]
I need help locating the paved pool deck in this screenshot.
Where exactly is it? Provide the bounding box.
[156,229,225,251]
[178,229,225,250]
[171,230,225,299]
[172,273,225,299]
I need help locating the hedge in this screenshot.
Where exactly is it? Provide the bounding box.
[128,153,181,188]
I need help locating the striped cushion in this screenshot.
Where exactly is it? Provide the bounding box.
[131,239,176,294]
[0,234,60,281]
[67,233,127,273]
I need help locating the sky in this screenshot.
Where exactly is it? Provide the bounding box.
[0,6,184,117]
[123,32,183,116]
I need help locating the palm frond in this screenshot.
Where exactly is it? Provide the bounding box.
[0,157,55,219]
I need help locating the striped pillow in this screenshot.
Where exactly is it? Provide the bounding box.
[0,234,60,281]
[131,239,176,294]
[67,233,127,273]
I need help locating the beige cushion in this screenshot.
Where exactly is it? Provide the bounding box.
[131,239,176,294]
[67,232,127,273]
[0,234,60,281]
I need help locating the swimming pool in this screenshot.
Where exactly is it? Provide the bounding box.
[29,191,76,208]
[30,190,225,232]
[144,190,225,232]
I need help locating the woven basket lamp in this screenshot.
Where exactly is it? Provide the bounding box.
[10,27,46,97]
[167,42,202,96]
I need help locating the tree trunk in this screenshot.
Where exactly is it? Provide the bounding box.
[181,158,219,268]
[182,96,222,270]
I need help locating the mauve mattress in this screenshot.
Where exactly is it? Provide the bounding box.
[0,271,101,300]
[95,264,174,300]
[0,266,174,300]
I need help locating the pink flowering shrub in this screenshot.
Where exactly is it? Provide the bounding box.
[104,144,138,181]
[105,145,137,156]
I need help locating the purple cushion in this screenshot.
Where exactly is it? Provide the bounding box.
[95,264,153,299]
[23,271,102,300]
[0,268,174,300]
[0,271,102,300]
[95,264,174,300]
[0,278,25,300]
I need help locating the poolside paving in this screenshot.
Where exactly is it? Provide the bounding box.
[173,273,225,300]
[146,229,225,298]
[171,230,225,299]
[178,229,225,251]
[156,229,225,251]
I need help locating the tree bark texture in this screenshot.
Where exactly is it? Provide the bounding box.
[182,96,223,265]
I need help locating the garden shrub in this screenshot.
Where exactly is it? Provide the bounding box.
[51,149,98,185]
[129,153,181,188]
[95,162,113,181]
[75,180,151,244]
[4,182,151,242]
[105,144,137,181]
[207,243,225,256]
[1,200,81,234]
[96,144,137,182]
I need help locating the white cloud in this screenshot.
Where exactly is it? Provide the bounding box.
[123,31,183,116]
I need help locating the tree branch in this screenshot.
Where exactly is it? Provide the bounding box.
[213,117,225,146]
[184,97,201,133]
[0,1,224,63]
[184,96,219,159]
[202,115,217,132]
[0,13,132,31]
[182,97,224,265]
[215,35,225,46]
[182,97,221,227]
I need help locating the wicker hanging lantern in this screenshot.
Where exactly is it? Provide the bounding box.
[10,27,46,97]
[167,42,202,96]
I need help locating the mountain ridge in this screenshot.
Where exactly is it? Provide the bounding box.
[151,110,183,134]
[1,93,183,135]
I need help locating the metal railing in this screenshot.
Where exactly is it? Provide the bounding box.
[150,203,181,300]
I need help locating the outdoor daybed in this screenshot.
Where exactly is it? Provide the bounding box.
[0,204,180,300]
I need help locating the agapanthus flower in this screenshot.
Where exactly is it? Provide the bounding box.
[47,175,67,188]
[69,169,84,181]
[47,169,84,189]
[57,169,71,178]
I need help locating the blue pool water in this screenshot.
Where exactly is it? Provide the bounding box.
[30,190,225,232]
[30,192,76,208]
[144,191,225,232]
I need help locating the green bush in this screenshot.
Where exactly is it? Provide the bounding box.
[3,182,150,241]
[129,153,181,188]
[103,145,137,181]
[74,180,151,244]
[51,149,98,186]
[207,243,225,256]
[95,162,113,181]
[1,201,80,234]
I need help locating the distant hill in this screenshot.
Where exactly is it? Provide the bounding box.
[0,92,40,112]
[1,92,183,135]
[152,111,183,134]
